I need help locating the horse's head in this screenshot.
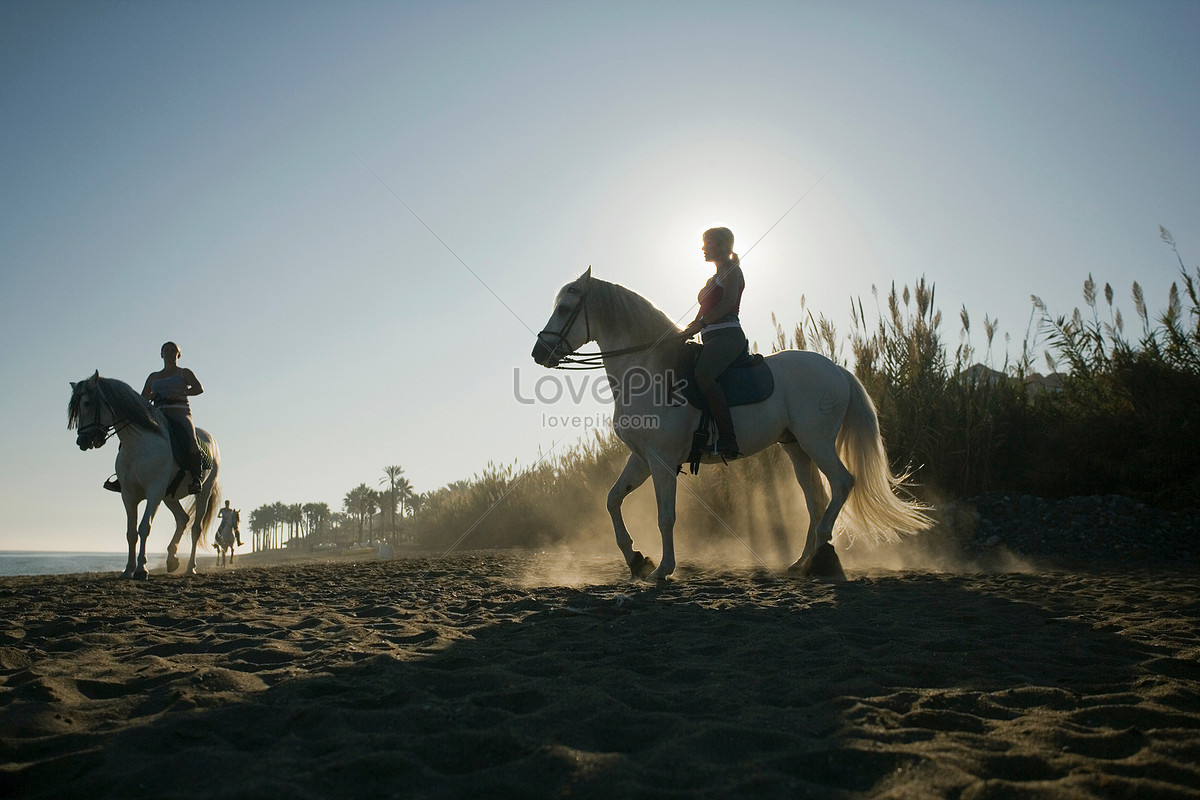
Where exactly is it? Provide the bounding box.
[68,371,114,450]
[533,267,593,367]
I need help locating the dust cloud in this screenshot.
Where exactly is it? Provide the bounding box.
[513,454,1040,586]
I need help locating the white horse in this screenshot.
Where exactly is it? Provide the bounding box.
[532,268,932,581]
[214,507,239,567]
[68,371,221,579]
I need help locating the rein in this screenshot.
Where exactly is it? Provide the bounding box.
[538,279,675,370]
[553,341,665,370]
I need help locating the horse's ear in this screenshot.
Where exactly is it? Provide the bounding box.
[88,370,100,385]
[580,266,592,283]
[70,381,77,390]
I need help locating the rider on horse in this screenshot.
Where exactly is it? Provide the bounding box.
[680,227,747,460]
[217,500,243,546]
[105,341,206,494]
[144,341,206,495]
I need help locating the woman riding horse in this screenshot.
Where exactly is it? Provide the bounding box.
[680,227,747,459]
[532,268,933,581]
[106,341,206,494]
[144,341,205,495]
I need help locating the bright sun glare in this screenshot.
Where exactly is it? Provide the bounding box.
[578,138,883,343]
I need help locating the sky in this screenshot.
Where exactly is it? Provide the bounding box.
[2,1,1197,552]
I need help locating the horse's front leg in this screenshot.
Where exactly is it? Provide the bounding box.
[122,493,140,579]
[607,454,653,579]
[163,496,189,574]
[647,455,679,582]
[133,493,165,580]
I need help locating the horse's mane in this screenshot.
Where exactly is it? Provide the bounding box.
[68,374,162,434]
[589,278,680,343]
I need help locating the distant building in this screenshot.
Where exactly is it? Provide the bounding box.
[964,363,1065,397]
[1024,371,1064,396]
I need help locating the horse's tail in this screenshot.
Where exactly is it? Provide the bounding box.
[201,479,221,536]
[184,436,220,550]
[835,366,934,543]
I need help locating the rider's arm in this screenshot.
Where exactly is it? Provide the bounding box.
[182,369,204,397]
[141,374,156,401]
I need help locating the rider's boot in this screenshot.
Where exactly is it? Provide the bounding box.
[704,384,740,460]
[186,450,203,495]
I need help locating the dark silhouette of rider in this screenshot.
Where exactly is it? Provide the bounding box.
[680,227,747,459]
[142,341,205,495]
[103,342,207,494]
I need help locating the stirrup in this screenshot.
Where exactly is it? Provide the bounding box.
[716,436,740,461]
[103,476,122,492]
[188,478,203,495]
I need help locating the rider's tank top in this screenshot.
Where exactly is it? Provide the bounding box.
[697,273,743,332]
[151,373,190,411]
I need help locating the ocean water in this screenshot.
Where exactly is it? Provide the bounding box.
[0,551,167,577]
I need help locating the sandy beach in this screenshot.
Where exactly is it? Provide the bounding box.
[1,549,1198,799]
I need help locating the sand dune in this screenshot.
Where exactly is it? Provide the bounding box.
[1,552,1198,799]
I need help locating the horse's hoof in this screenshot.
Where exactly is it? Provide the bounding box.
[789,544,846,582]
[133,570,148,581]
[166,555,180,573]
[121,571,135,580]
[629,552,656,580]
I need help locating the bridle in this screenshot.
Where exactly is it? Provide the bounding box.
[536,282,593,368]
[75,383,128,450]
[537,278,672,370]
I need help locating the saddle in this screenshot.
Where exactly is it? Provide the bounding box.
[677,342,774,473]
[677,341,774,410]
[161,415,212,494]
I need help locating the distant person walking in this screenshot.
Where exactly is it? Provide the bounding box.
[680,227,748,459]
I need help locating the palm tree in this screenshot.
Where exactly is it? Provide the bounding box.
[342,487,359,538]
[249,505,275,553]
[395,476,414,518]
[328,511,350,546]
[270,501,288,550]
[285,503,304,547]
[366,489,381,537]
[303,502,331,549]
[391,476,415,543]
[343,484,374,541]
[380,465,405,542]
